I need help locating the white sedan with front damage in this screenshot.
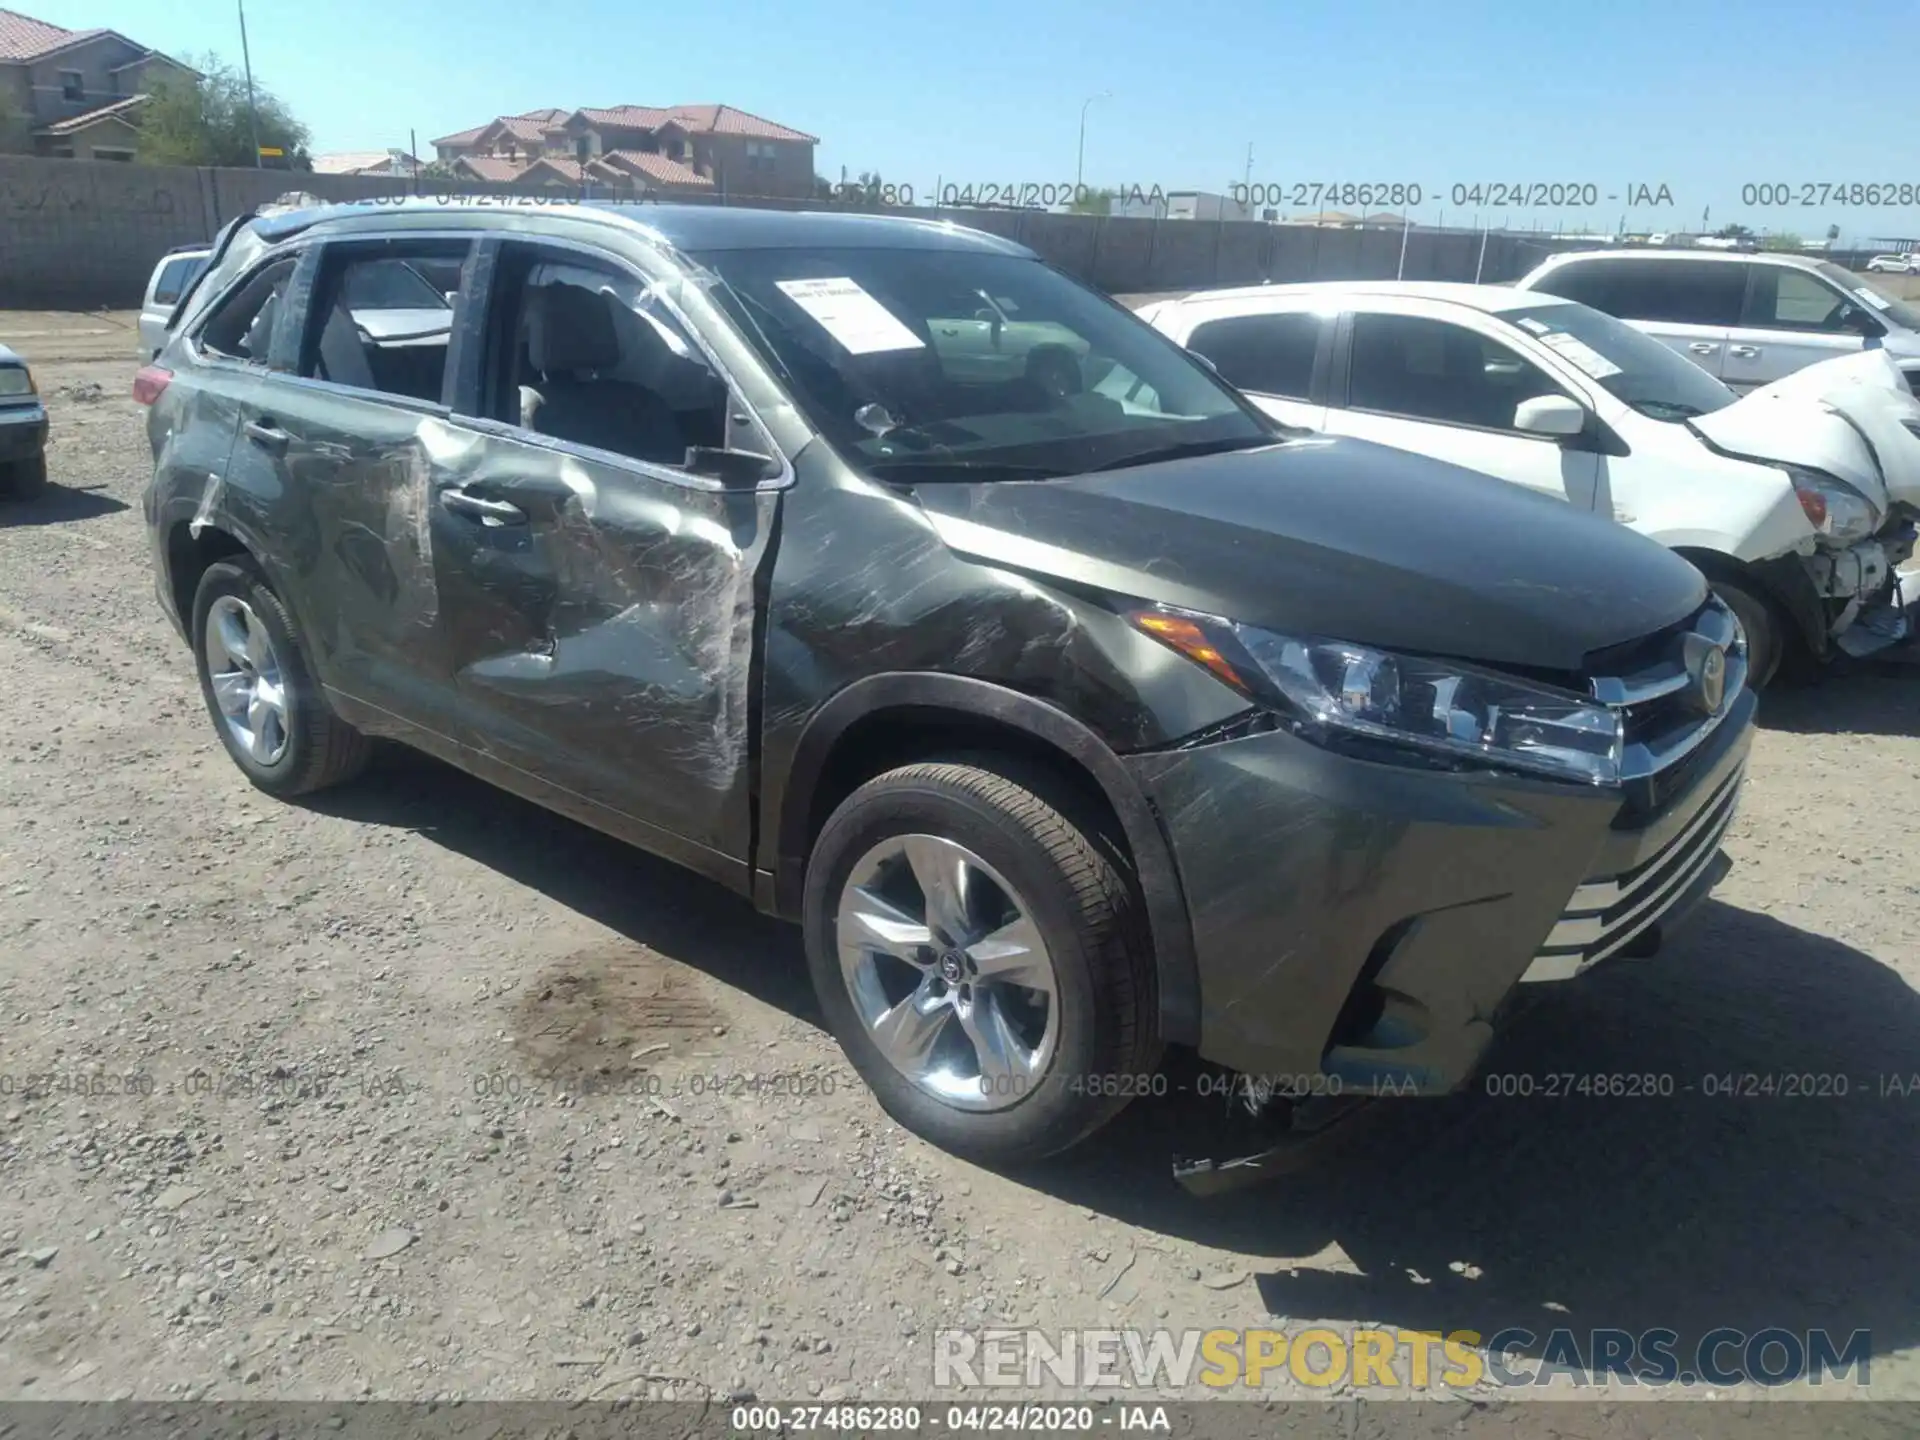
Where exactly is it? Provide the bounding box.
[1139,282,1920,684]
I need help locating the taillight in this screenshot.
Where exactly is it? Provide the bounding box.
[132,365,172,406]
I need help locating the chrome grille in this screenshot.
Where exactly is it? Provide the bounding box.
[1519,597,1749,984]
[1591,595,1745,781]
[1521,762,1744,983]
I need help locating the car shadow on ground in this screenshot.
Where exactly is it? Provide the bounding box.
[301,747,821,1022]
[1758,662,1919,737]
[307,751,1919,1375]
[0,482,130,527]
[1025,898,1920,1374]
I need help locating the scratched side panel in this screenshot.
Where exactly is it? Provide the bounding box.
[143,358,259,631]
[262,387,470,740]
[758,443,1251,826]
[425,430,780,870]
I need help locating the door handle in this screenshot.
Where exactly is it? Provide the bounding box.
[1688,342,1719,355]
[243,418,290,453]
[1729,345,1761,359]
[439,488,527,525]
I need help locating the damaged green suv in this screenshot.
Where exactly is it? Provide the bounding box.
[140,199,1754,1173]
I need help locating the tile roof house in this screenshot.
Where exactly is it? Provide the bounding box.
[431,103,816,199]
[312,148,422,178]
[0,6,195,159]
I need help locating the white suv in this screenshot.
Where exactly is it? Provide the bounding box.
[138,246,212,360]
[1139,281,1920,682]
[1514,250,1920,392]
[1866,254,1919,274]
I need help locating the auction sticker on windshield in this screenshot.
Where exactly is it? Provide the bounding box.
[775,277,926,354]
[1536,328,1623,380]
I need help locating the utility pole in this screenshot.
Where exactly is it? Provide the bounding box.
[1076,92,1110,192]
[238,0,262,167]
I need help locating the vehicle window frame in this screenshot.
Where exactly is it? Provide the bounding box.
[189,251,303,371]
[151,255,200,308]
[459,234,790,494]
[1182,308,1331,402]
[1739,263,1885,337]
[285,234,478,412]
[1334,307,1584,441]
[1544,256,1746,328]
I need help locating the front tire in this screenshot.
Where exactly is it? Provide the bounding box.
[1710,576,1782,688]
[191,557,371,797]
[804,761,1158,1165]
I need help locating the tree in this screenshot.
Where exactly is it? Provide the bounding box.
[1761,232,1805,251]
[1713,222,1754,239]
[1068,186,1115,216]
[137,54,311,169]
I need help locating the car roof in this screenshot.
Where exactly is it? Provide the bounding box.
[1165,280,1578,315]
[0,344,22,366]
[1537,247,1828,272]
[270,197,1037,258]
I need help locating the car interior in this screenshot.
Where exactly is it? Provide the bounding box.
[494,261,729,467]
[308,253,461,404]
[1349,315,1560,429]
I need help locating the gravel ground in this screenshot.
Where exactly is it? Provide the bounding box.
[0,310,1917,1414]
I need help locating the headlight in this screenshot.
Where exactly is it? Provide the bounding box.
[1781,464,1880,544]
[1129,607,1623,786]
[0,367,34,398]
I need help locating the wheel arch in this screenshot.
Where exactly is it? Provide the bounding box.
[1672,544,1827,660]
[768,673,1202,1047]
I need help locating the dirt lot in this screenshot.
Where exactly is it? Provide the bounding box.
[1,309,1917,1415]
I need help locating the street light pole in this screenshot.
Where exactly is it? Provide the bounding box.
[238,0,262,167]
[1075,91,1110,193]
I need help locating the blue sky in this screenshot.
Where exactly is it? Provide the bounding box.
[30,0,1920,243]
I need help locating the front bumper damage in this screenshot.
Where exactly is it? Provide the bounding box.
[1817,523,1920,658]
[1128,686,1756,1195]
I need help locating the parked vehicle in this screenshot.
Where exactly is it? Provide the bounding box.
[1514,249,1920,393]
[139,245,212,360]
[138,200,1754,1172]
[0,345,48,501]
[1865,254,1919,275]
[1139,282,1920,684]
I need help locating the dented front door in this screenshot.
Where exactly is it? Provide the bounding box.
[424,434,780,874]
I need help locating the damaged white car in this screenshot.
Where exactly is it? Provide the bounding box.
[1140,282,1920,683]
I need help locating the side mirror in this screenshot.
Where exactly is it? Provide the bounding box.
[685,445,780,487]
[1513,394,1588,438]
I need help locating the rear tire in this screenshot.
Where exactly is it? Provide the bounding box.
[803,760,1158,1165]
[2,455,47,501]
[191,557,372,797]
[1710,576,1782,688]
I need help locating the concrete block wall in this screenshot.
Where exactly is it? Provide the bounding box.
[0,152,1589,310]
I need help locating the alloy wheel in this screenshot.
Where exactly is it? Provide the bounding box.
[835,833,1061,1112]
[203,594,290,767]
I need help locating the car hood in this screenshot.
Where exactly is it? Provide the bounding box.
[1689,350,1920,510]
[911,436,1707,673]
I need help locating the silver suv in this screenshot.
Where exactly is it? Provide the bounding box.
[1515,250,1920,392]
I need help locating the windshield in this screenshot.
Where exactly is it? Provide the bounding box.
[689,247,1273,480]
[1815,262,1920,330]
[1500,301,1737,421]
